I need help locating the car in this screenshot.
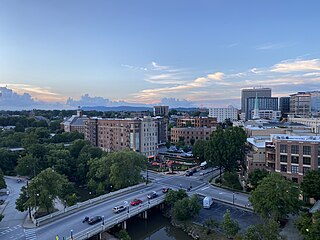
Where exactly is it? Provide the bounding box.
[185,171,193,176]
[162,187,172,193]
[113,205,126,213]
[147,191,158,199]
[0,199,4,205]
[191,168,197,173]
[88,216,102,225]
[130,199,143,206]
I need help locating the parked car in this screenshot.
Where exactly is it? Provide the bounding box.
[203,196,213,209]
[88,216,102,225]
[130,199,143,206]
[113,205,126,213]
[147,191,158,199]
[185,171,193,176]
[82,216,89,223]
[162,187,172,193]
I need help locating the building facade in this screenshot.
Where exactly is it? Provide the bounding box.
[288,116,320,134]
[250,110,281,120]
[279,97,290,116]
[247,97,278,120]
[153,106,169,117]
[208,105,238,123]
[290,92,311,117]
[246,138,267,175]
[241,88,272,119]
[270,135,320,183]
[170,127,216,145]
[61,108,89,134]
[176,117,217,128]
[85,117,164,157]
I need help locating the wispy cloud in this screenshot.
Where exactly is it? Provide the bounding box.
[121,64,148,71]
[271,58,320,72]
[256,42,294,50]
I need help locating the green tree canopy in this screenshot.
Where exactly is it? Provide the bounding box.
[301,170,320,201]
[173,195,201,221]
[192,139,207,162]
[248,169,269,189]
[0,169,6,189]
[221,209,240,238]
[295,211,320,240]
[249,173,301,221]
[243,219,284,240]
[165,189,188,206]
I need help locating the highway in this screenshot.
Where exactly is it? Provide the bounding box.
[1,169,251,240]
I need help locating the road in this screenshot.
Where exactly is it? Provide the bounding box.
[0,170,251,240]
[0,177,29,240]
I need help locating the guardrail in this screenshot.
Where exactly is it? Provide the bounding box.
[35,183,148,226]
[66,195,165,240]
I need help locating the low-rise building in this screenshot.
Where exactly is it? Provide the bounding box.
[246,137,267,175]
[176,117,217,128]
[288,116,320,134]
[61,108,89,134]
[170,127,216,145]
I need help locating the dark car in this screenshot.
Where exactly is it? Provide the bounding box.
[162,187,172,193]
[130,199,143,206]
[185,171,193,176]
[88,216,102,225]
[147,191,158,199]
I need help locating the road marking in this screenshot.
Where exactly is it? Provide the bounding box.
[24,228,37,240]
[200,186,209,191]
[0,225,21,236]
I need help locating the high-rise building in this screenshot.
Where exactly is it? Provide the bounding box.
[85,116,166,157]
[247,97,278,120]
[153,106,169,117]
[279,97,290,116]
[208,105,238,123]
[241,88,272,120]
[290,92,311,116]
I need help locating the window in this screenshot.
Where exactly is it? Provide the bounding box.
[291,145,299,154]
[303,167,310,174]
[303,157,311,165]
[303,146,311,155]
[280,155,287,163]
[291,156,299,164]
[280,145,287,153]
[291,165,299,173]
[281,164,287,172]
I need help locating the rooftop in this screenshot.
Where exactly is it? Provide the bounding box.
[271,134,320,142]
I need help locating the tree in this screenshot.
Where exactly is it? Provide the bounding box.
[301,170,320,201]
[192,139,207,162]
[16,168,69,214]
[221,209,240,238]
[206,126,246,178]
[15,154,39,177]
[165,189,188,206]
[173,195,201,221]
[0,169,6,189]
[243,219,284,240]
[248,169,269,189]
[295,211,320,240]
[249,173,301,221]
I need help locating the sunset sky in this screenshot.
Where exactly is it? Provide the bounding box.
[1,0,320,107]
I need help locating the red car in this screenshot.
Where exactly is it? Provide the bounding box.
[130,199,143,206]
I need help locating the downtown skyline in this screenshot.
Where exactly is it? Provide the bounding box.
[1,0,320,108]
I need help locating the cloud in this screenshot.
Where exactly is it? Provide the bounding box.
[0,83,65,102]
[271,59,320,72]
[207,72,224,81]
[121,64,148,71]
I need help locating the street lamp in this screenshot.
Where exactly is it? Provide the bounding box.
[70,230,73,239]
[102,215,104,225]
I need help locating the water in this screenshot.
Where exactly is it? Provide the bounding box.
[126,210,193,240]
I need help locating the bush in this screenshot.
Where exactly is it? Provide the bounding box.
[223,172,242,190]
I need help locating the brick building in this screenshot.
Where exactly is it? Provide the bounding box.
[176,117,217,128]
[170,127,216,145]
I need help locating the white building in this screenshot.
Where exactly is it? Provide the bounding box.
[288,116,320,134]
[250,110,281,120]
[140,116,158,158]
[209,105,238,123]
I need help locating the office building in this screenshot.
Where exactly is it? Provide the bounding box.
[290,92,311,116]
[176,117,217,128]
[279,97,290,116]
[208,105,238,123]
[247,97,278,120]
[241,88,271,119]
[153,106,169,117]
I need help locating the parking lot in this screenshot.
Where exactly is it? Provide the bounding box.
[196,199,261,233]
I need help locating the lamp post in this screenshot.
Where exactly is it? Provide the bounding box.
[102,215,104,225]
[70,230,73,239]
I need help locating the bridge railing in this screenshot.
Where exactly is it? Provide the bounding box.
[67,195,165,240]
[35,183,148,226]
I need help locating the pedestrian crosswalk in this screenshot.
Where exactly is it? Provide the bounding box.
[0,224,22,236]
[24,228,37,240]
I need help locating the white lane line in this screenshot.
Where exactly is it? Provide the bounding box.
[200,186,209,191]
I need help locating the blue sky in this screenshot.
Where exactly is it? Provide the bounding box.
[1,0,320,107]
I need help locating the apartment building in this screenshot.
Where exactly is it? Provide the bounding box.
[267,134,320,183]
[176,117,217,128]
[170,127,216,145]
[208,105,238,123]
[85,116,165,157]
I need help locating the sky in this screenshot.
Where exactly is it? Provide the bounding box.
[1,0,320,108]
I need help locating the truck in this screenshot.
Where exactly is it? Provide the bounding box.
[200,161,207,169]
[203,196,213,209]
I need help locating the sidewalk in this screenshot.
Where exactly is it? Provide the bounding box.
[280,215,303,240]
